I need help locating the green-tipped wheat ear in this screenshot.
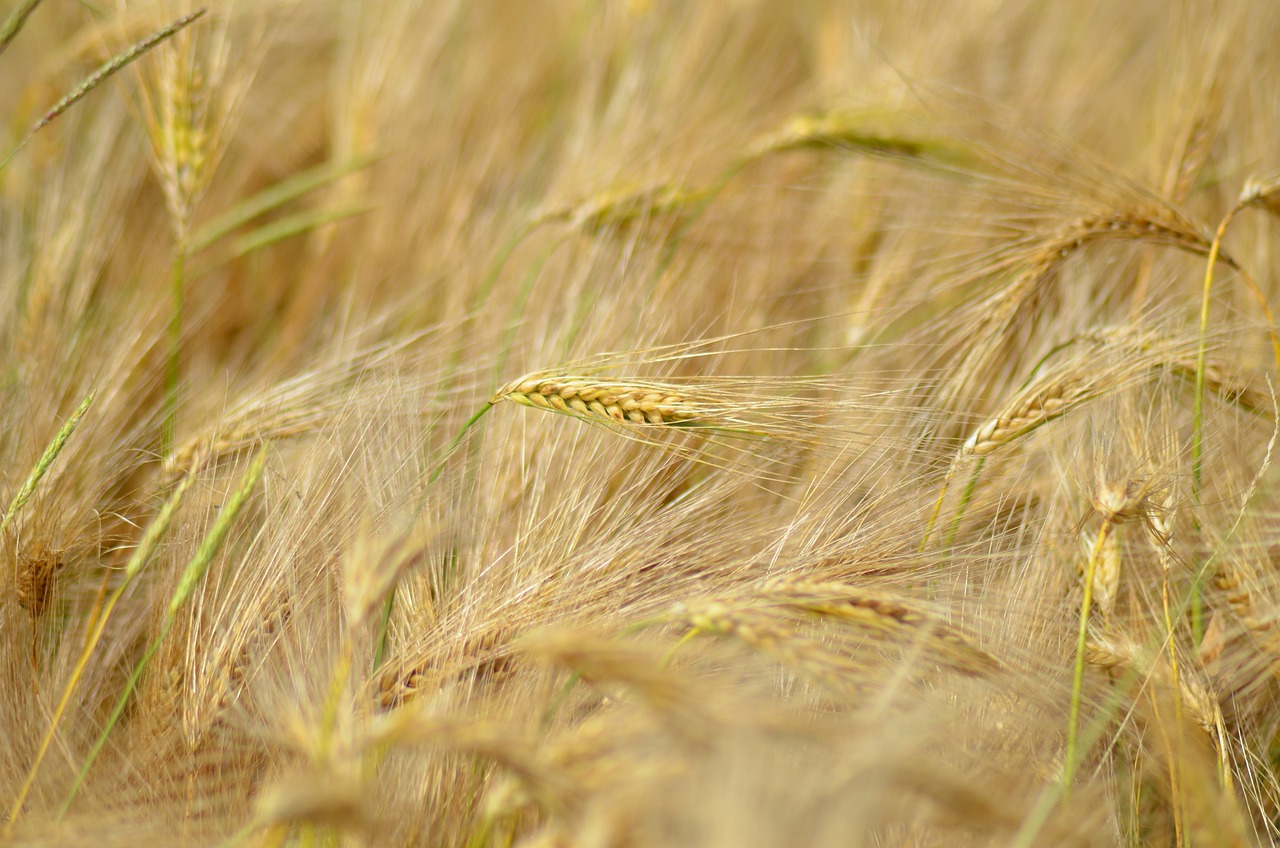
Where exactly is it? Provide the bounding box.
[33,9,207,135]
[0,391,94,537]
[757,579,1000,676]
[747,107,974,168]
[0,0,41,58]
[533,181,710,236]
[6,470,195,831]
[493,375,708,426]
[58,447,267,818]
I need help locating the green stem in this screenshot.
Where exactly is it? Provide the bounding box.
[372,403,495,671]
[943,458,985,548]
[57,618,173,817]
[1064,519,1111,791]
[163,234,187,459]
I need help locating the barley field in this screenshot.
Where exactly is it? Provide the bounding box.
[3,2,1280,845]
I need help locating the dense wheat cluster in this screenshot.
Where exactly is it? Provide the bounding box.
[4,1,1280,845]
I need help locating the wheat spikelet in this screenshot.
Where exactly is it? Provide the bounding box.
[669,599,872,698]
[959,371,1100,459]
[1086,638,1218,734]
[1040,208,1218,263]
[493,375,710,426]
[13,544,59,619]
[1239,174,1280,220]
[1079,529,1121,619]
[534,181,708,235]
[747,107,972,167]
[755,578,1000,676]
[377,622,523,709]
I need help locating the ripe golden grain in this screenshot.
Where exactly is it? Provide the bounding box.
[493,375,708,426]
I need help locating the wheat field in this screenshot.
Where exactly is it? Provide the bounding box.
[3,1,1280,845]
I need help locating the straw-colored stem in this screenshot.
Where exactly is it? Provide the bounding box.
[1159,572,1187,848]
[918,468,953,552]
[1065,517,1112,790]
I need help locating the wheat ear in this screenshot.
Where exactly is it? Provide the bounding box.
[493,375,709,426]
[0,391,94,537]
[757,579,1000,676]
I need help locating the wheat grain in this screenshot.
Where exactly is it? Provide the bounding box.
[960,372,1099,459]
[1086,638,1218,734]
[756,578,1001,676]
[534,181,708,235]
[670,600,870,697]
[747,107,972,167]
[14,544,59,619]
[493,375,709,426]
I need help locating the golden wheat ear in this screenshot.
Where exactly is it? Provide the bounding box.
[493,374,709,426]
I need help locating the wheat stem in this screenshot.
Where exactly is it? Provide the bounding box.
[163,234,186,459]
[1065,517,1112,791]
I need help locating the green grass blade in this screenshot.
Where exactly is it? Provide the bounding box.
[0,391,94,537]
[0,0,43,59]
[189,155,378,254]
